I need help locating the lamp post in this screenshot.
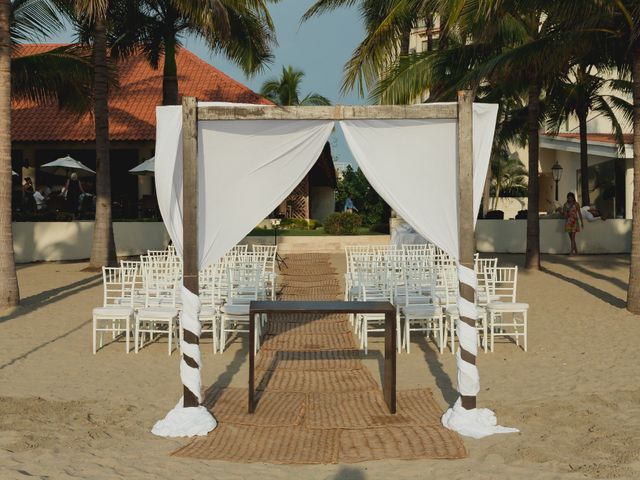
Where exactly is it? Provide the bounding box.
[551,160,563,201]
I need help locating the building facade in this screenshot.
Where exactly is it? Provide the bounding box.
[12,44,335,220]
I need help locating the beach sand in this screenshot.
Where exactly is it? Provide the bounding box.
[1,254,640,479]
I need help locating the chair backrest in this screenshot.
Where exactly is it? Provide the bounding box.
[142,264,177,307]
[438,264,459,306]
[401,256,435,305]
[102,266,135,307]
[252,245,277,274]
[492,266,518,302]
[226,259,261,304]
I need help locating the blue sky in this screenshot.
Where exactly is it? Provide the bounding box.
[51,0,367,166]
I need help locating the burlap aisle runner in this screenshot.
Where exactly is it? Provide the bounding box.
[172,254,467,464]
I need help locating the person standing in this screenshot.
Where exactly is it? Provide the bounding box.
[63,172,84,213]
[562,192,584,255]
[343,197,357,213]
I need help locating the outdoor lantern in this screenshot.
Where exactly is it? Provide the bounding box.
[551,160,563,201]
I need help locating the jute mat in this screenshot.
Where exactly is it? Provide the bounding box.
[172,254,467,464]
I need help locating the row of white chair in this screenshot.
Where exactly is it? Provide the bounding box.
[345,244,529,354]
[92,245,278,354]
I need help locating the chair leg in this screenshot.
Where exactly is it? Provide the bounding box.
[93,316,97,354]
[396,312,402,353]
[523,311,528,352]
[405,317,410,354]
[220,317,226,353]
[134,319,140,353]
[126,316,130,354]
[438,316,444,354]
[490,312,495,352]
[483,315,488,353]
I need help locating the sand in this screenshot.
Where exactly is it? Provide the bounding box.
[1,254,640,479]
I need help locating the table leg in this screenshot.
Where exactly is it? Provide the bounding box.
[249,312,255,413]
[384,311,397,414]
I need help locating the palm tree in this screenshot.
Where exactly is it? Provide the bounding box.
[490,149,528,211]
[0,0,17,308]
[260,65,331,106]
[303,0,420,97]
[546,65,630,206]
[67,0,115,269]
[0,0,95,308]
[122,0,276,105]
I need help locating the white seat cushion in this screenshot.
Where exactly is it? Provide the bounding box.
[93,306,133,317]
[402,304,439,317]
[486,301,529,312]
[137,307,178,318]
[221,304,250,316]
[394,294,432,305]
[199,306,217,317]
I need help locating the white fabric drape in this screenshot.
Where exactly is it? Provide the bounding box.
[340,103,498,259]
[155,103,335,269]
[152,103,333,437]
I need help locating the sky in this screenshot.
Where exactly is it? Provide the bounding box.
[51,0,367,166]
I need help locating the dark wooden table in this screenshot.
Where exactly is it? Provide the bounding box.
[248,300,397,414]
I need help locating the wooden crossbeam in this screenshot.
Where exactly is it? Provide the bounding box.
[197,104,457,121]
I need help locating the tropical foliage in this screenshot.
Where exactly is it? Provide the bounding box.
[335,164,390,227]
[260,65,331,106]
[489,150,528,210]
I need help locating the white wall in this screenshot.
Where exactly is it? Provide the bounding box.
[476,219,630,254]
[488,197,527,219]
[239,234,390,254]
[13,222,170,263]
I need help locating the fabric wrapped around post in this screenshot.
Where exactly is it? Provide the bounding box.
[340,103,517,438]
[152,103,334,437]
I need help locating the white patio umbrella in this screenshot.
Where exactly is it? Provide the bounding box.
[129,156,155,176]
[40,155,95,177]
[12,170,18,176]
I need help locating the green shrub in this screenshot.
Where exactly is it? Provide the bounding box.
[308,219,322,230]
[324,212,363,235]
[280,218,310,230]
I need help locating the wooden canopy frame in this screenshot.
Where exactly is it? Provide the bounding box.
[179,91,478,411]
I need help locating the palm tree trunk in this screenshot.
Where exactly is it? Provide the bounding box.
[578,108,590,206]
[525,84,541,270]
[89,14,117,269]
[0,0,19,308]
[627,48,640,313]
[162,36,179,105]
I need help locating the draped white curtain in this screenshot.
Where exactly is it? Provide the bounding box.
[155,103,335,269]
[340,103,498,259]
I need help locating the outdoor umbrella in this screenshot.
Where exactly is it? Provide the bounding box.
[128,156,155,175]
[40,155,95,177]
[12,170,18,176]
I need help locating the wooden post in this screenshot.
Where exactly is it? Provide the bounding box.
[457,90,477,410]
[182,96,200,408]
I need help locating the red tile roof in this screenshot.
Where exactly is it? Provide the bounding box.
[554,132,632,145]
[12,44,271,143]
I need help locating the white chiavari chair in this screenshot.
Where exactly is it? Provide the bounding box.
[219,258,262,354]
[134,263,180,354]
[485,266,528,352]
[398,258,443,353]
[92,266,136,353]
